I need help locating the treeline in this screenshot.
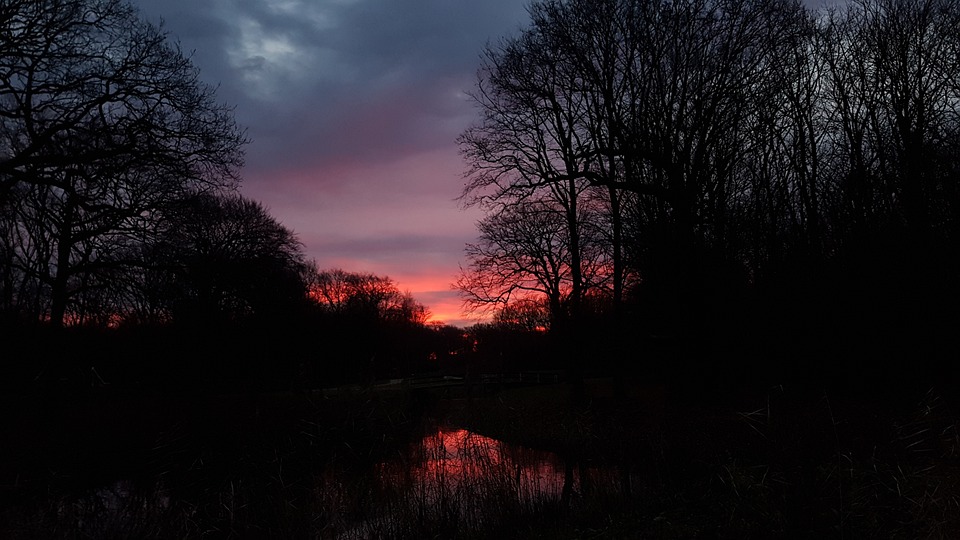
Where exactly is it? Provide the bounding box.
[457,0,960,389]
[0,0,469,391]
[0,0,247,328]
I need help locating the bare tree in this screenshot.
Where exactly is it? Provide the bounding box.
[151,193,306,324]
[840,0,960,240]
[459,0,803,330]
[493,295,551,332]
[0,0,247,326]
[459,16,598,321]
[455,197,611,326]
[307,267,429,325]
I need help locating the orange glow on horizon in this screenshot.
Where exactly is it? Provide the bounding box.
[304,272,485,327]
[305,262,490,327]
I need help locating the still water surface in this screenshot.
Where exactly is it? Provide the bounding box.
[320,425,580,537]
[381,427,569,499]
[70,425,582,538]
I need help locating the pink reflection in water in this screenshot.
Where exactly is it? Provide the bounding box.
[380,428,570,502]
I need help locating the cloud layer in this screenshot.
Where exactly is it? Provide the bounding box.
[135,0,529,325]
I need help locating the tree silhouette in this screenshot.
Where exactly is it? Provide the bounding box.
[0,0,246,326]
[462,0,960,381]
[307,267,429,325]
[455,197,611,327]
[460,0,802,338]
[151,193,307,325]
[459,18,597,324]
[493,296,551,332]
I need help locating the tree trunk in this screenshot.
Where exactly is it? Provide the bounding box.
[566,177,583,321]
[49,196,76,328]
[608,185,623,316]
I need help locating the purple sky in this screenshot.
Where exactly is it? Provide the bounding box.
[133,0,531,326]
[132,0,833,326]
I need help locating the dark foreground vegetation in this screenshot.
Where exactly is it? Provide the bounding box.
[453,0,960,391]
[3,380,960,538]
[4,0,960,537]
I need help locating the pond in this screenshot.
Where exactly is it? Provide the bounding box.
[7,421,613,539]
[385,427,569,499]
[305,425,588,538]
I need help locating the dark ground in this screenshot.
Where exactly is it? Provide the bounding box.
[2,374,959,538]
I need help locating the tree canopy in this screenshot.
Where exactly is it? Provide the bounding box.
[458,0,960,381]
[0,0,247,327]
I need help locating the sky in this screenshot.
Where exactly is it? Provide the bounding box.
[131,0,836,328]
[133,0,532,327]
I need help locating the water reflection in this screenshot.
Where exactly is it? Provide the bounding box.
[332,426,577,538]
[16,426,592,539]
[382,427,568,500]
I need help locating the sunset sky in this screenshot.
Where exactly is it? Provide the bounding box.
[131,0,836,328]
[133,0,531,326]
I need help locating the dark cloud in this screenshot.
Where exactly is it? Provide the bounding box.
[136,0,528,175]
[130,0,529,323]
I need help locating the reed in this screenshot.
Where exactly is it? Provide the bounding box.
[3,383,960,538]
